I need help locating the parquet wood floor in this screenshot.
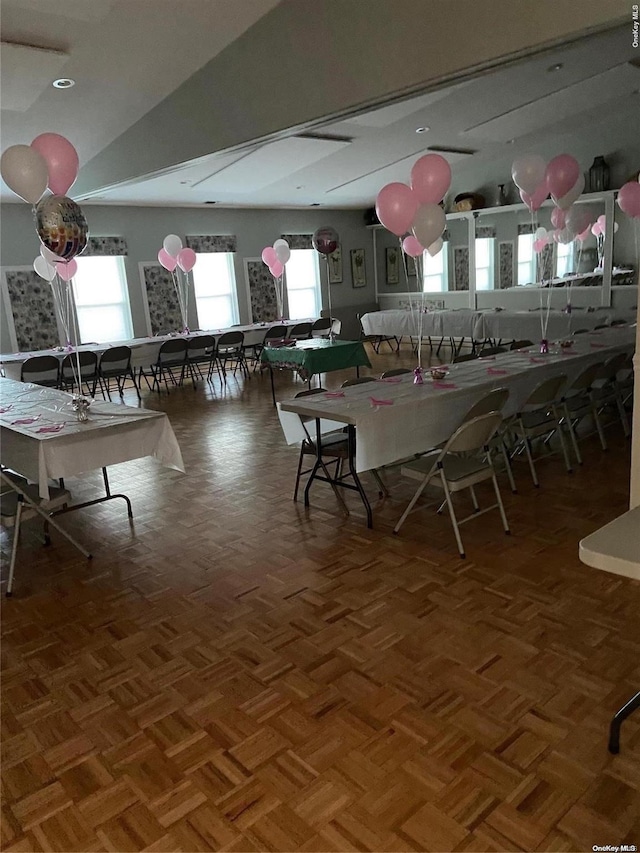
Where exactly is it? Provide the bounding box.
[2,343,639,853]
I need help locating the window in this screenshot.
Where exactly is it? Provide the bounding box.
[475,238,495,291]
[517,234,536,285]
[192,253,239,330]
[73,256,133,343]
[285,249,321,319]
[556,241,575,278]
[422,246,448,292]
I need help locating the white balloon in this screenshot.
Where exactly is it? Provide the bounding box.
[553,173,585,210]
[558,227,574,244]
[33,255,57,281]
[275,243,291,264]
[163,234,182,257]
[427,237,443,257]
[534,227,547,241]
[0,145,49,204]
[412,204,445,251]
[273,238,289,251]
[511,154,546,196]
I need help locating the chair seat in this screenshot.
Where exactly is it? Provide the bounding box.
[401,452,491,489]
[0,480,70,527]
[302,432,348,457]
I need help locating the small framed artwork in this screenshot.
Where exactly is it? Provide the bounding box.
[350,248,366,288]
[385,246,399,284]
[328,246,342,283]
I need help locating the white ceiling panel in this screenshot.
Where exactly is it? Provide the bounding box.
[343,83,471,128]
[195,136,352,194]
[2,0,116,21]
[0,42,69,112]
[462,63,640,143]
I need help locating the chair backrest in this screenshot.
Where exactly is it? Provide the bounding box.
[187,335,215,357]
[289,322,312,340]
[217,331,244,349]
[264,325,288,342]
[21,355,59,385]
[443,412,503,455]
[510,339,533,350]
[597,352,629,383]
[566,362,601,393]
[461,388,509,422]
[594,324,609,330]
[453,352,479,364]
[311,317,332,333]
[572,329,589,335]
[521,374,566,409]
[341,376,376,388]
[294,387,326,399]
[380,368,412,379]
[479,346,507,357]
[99,346,132,372]
[610,319,627,326]
[157,339,188,364]
[61,351,98,380]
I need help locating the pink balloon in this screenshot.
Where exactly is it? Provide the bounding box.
[270,261,284,278]
[375,183,418,236]
[618,181,640,219]
[576,226,591,243]
[56,259,77,281]
[550,208,566,229]
[545,154,580,201]
[177,247,197,272]
[520,183,548,211]
[532,239,545,254]
[262,246,277,266]
[410,154,451,205]
[31,133,79,196]
[158,248,177,271]
[591,222,602,237]
[402,235,424,258]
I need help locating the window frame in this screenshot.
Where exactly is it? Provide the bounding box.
[421,245,449,292]
[517,233,537,286]
[474,237,495,292]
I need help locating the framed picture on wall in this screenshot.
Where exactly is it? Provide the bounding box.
[350,248,366,288]
[385,246,399,284]
[328,247,342,283]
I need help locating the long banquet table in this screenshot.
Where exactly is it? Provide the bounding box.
[0,378,184,500]
[0,319,319,381]
[278,326,634,524]
[360,308,635,349]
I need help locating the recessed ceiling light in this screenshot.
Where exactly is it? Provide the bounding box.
[179,181,189,185]
[415,126,430,134]
[310,203,320,207]
[52,78,75,89]
[507,138,516,144]
[547,63,563,73]
[296,185,304,189]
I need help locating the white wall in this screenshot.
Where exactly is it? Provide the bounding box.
[0,203,375,349]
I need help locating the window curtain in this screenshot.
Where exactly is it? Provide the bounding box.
[5,270,60,351]
[185,235,237,253]
[518,223,536,235]
[83,236,128,256]
[476,225,496,239]
[280,234,313,250]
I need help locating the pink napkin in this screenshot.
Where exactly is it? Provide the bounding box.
[380,376,402,383]
[12,416,40,425]
[432,381,457,389]
[487,368,507,375]
[325,391,345,398]
[0,405,13,414]
[37,424,65,434]
[369,397,394,406]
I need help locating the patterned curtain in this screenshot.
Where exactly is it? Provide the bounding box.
[280,234,313,250]
[499,242,514,289]
[537,244,554,281]
[453,247,469,290]
[83,236,128,256]
[185,235,237,252]
[5,270,60,351]
[142,265,182,334]
[476,225,496,238]
[518,223,536,235]
[247,260,279,322]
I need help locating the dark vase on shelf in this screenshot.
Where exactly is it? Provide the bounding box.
[588,156,610,193]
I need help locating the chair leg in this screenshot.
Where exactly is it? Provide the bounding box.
[520,424,539,487]
[469,485,479,511]
[371,468,388,498]
[592,402,608,450]
[130,369,141,400]
[563,403,582,465]
[441,474,465,558]
[500,439,517,493]
[393,471,434,533]
[491,472,511,535]
[616,393,631,437]
[7,498,23,596]
[553,405,572,473]
[293,448,305,502]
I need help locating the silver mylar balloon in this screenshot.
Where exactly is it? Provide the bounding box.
[35,195,88,261]
[312,226,339,255]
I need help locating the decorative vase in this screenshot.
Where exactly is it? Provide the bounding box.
[588,156,610,193]
[539,339,549,355]
[413,367,423,385]
[495,184,508,206]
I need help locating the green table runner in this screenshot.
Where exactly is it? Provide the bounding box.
[260,339,371,379]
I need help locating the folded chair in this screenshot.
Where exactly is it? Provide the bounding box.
[98,346,140,401]
[357,313,400,354]
[21,355,60,387]
[559,362,605,464]
[60,351,99,396]
[184,335,216,388]
[248,324,288,371]
[393,412,510,558]
[590,352,632,444]
[141,338,187,394]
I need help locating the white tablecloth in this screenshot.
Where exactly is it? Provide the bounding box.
[361,309,482,340]
[0,379,185,497]
[0,319,319,380]
[279,326,634,473]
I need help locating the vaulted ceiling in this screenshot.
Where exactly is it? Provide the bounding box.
[1,0,635,208]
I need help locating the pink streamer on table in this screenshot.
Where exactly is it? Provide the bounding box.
[37,424,65,434]
[487,367,507,375]
[324,391,345,398]
[12,416,40,425]
[432,381,457,389]
[0,405,13,414]
[369,397,394,406]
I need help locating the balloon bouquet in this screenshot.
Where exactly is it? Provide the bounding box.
[311,227,339,342]
[512,153,592,348]
[261,239,291,321]
[157,236,197,333]
[375,154,451,380]
[1,134,90,418]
